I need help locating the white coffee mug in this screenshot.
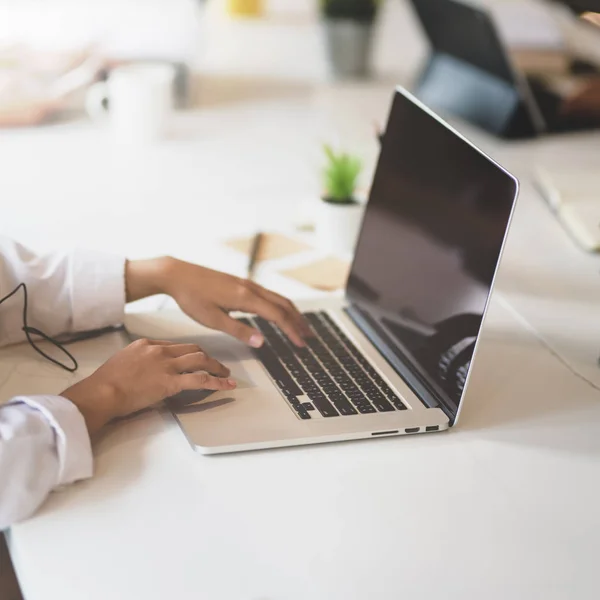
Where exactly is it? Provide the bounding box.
[86,63,175,143]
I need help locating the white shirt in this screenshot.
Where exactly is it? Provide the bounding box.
[0,236,126,530]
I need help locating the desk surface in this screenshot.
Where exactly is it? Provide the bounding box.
[3,2,600,599]
[5,298,600,600]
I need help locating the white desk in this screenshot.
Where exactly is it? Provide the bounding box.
[5,297,600,600]
[3,2,600,598]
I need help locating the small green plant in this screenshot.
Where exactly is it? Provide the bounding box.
[322,144,362,204]
[321,0,380,22]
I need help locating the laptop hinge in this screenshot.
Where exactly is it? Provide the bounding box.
[345,304,457,423]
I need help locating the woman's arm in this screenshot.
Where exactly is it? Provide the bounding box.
[0,395,93,531]
[0,237,310,529]
[0,236,125,348]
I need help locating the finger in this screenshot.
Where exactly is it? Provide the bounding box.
[162,343,208,358]
[249,284,312,337]
[132,338,176,346]
[583,13,600,27]
[218,281,307,347]
[205,311,265,348]
[177,371,237,392]
[241,294,307,347]
[172,351,230,377]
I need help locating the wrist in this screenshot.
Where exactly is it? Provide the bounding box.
[61,379,119,436]
[125,256,176,302]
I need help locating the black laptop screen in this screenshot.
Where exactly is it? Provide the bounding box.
[346,90,517,418]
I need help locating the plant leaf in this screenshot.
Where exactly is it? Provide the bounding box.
[322,145,362,202]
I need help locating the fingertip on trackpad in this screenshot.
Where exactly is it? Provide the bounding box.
[166,368,255,409]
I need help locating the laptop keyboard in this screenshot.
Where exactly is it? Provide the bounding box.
[238,311,407,420]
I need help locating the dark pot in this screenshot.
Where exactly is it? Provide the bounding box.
[323,19,374,79]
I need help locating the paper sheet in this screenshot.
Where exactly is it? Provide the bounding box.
[535,166,600,208]
[225,232,311,262]
[281,257,350,292]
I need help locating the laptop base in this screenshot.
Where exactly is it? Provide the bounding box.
[166,300,449,455]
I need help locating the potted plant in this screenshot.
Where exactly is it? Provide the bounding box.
[317,144,365,253]
[320,0,380,79]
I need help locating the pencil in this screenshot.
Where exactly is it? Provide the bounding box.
[247,232,263,280]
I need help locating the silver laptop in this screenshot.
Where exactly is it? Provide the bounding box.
[170,87,519,454]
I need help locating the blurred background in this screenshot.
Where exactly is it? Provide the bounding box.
[1,4,599,599]
[3,4,600,598]
[0,0,598,279]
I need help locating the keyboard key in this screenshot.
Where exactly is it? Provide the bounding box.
[306,392,339,417]
[329,392,358,416]
[389,397,407,411]
[382,389,407,410]
[251,343,302,398]
[295,404,311,419]
[370,394,395,412]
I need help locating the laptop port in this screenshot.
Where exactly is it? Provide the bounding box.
[405,427,420,433]
[371,430,399,436]
[425,425,439,432]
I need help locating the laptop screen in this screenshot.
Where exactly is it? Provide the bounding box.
[346,89,518,421]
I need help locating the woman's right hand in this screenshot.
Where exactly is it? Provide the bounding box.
[61,338,236,435]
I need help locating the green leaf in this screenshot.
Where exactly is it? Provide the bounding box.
[322,144,362,202]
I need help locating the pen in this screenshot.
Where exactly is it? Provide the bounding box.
[247,232,263,281]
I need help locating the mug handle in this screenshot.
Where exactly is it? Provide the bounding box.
[85,81,109,121]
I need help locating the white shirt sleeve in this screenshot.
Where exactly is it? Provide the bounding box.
[0,396,93,531]
[0,235,126,347]
[0,237,127,529]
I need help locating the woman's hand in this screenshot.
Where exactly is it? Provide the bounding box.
[125,257,311,348]
[62,338,235,435]
[561,79,600,119]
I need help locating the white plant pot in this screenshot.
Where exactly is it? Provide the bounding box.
[316,200,364,254]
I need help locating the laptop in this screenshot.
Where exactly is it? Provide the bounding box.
[169,87,519,454]
[409,0,600,138]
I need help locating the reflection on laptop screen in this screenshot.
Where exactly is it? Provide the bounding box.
[346,90,517,419]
